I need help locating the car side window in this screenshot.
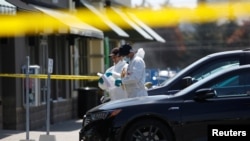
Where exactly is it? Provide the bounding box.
[190,59,239,81]
[168,58,240,91]
[209,71,250,97]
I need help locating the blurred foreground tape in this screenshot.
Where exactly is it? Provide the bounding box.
[0,2,250,37]
[0,74,99,80]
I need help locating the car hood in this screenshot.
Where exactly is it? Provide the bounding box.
[89,95,170,112]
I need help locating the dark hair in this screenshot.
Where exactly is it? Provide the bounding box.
[119,44,132,56]
[109,47,119,56]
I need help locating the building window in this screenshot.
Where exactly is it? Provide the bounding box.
[71,38,88,88]
[79,39,88,87]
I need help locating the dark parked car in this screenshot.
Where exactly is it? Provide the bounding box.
[148,49,250,95]
[79,64,250,141]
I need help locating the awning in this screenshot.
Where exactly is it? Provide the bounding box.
[31,5,104,39]
[0,0,15,7]
[109,7,154,42]
[6,0,39,12]
[80,0,129,38]
[0,0,16,14]
[127,13,166,43]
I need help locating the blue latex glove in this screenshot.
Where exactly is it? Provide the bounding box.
[98,77,104,84]
[115,79,122,87]
[105,72,112,77]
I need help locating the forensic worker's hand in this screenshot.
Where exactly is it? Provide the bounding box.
[115,79,122,87]
[121,68,126,78]
[105,72,112,77]
[98,78,104,84]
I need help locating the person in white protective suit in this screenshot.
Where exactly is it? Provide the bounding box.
[115,44,148,98]
[98,47,128,102]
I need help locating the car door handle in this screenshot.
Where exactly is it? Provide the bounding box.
[168,107,180,110]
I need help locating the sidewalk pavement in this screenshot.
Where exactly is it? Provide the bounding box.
[0,119,82,141]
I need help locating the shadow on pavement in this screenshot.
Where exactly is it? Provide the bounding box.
[0,130,24,139]
[37,119,82,132]
[0,119,82,140]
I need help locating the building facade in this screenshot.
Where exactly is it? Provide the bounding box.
[0,0,164,130]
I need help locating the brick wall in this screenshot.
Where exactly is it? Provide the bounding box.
[15,99,73,130]
[51,99,72,124]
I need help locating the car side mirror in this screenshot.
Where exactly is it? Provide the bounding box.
[194,88,216,101]
[181,76,193,89]
[145,82,153,89]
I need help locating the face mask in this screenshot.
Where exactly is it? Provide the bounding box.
[123,57,130,63]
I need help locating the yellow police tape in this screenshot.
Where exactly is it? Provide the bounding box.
[0,74,99,80]
[1,2,250,37]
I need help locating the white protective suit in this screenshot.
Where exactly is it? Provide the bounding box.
[121,48,148,98]
[98,60,128,101]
